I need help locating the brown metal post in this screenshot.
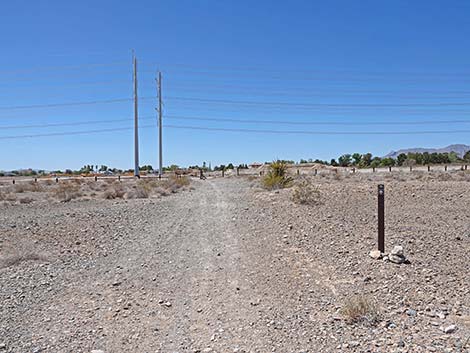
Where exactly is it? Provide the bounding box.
[314,169,317,176]
[389,166,392,172]
[237,167,240,176]
[55,178,58,183]
[373,167,376,173]
[428,165,431,172]
[222,169,225,177]
[409,165,412,172]
[445,165,448,172]
[12,180,15,185]
[378,184,385,253]
[297,169,299,175]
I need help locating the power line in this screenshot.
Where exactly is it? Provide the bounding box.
[0,61,129,75]
[0,116,155,129]
[0,124,157,140]
[140,61,470,77]
[0,97,133,111]
[164,114,470,126]
[163,124,470,135]
[149,69,470,84]
[165,96,470,108]
[164,85,470,100]
[1,123,469,140]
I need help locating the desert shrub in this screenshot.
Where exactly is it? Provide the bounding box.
[292,178,321,205]
[12,181,43,193]
[19,197,34,204]
[341,296,380,324]
[50,183,82,202]
[102,182,126,199]
[262,161,293,190]
[124,185,149,199]
[0,192,17,202]
[155,186,170,196]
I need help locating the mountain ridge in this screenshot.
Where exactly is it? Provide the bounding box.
[385,144,470,158]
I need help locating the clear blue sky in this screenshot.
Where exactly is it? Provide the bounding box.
[1,0,470,170]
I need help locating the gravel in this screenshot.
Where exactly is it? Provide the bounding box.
[1,174,469,352]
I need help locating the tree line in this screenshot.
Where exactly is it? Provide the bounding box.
[300,151,470,168]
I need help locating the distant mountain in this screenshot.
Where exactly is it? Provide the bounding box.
[385,144,470,159]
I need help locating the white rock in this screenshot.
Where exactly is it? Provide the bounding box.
[369,250,382,259]
[442,324,457,334]
[91,350,105,353]
[390,245,404,257]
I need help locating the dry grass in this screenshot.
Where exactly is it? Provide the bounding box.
[291,178,321,205]
[340,296,380,324]
[49,183,82,202]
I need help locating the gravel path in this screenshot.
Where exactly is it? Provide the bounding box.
[1,176,469,352]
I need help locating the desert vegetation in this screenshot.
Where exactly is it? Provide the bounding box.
[262,160,293,190]
[0,175,191,204]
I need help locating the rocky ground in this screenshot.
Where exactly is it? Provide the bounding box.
[0,173,469,352]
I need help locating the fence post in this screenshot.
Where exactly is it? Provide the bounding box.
[95,176,98,182]
[55,178,59,183]
[314,168,317,176]
[373,167,376,173]
[378,184,385,253]
[428,165,431,172]
[352,167,356,174]
[118,175,121,182]
[222,169,225,177]
[445,165,448,172]
[389,166,392,172]
[409,165,412,172]
[237,167,240,176]
[297,169,299,176]
[12,179,15,185]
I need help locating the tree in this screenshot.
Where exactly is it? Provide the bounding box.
[330,159,338,166]
[464,150,470,162]
[352,153,362,166]
[338,154,352,167]
[397,153,407,166]
[370,157,382,168]
[380,157,395,167]
[359,153,372,167]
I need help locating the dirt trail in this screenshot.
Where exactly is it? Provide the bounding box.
[2,178,311,352]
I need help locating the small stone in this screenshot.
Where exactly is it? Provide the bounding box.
[397,339,405,348]
[369,250,382,259]
[91,350,105,353]
[406,309,417,317]
[442,324,457,334]
[0,343,6,350]
[112,280,122,286]
[390,245,404,257]
[163,301,172,307]
[389,254,405,264]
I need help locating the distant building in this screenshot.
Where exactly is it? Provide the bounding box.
[249,162,262,169]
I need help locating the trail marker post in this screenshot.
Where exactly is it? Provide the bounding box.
[378,184,385,253]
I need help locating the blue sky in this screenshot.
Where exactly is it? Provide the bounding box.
[1,0,470,170]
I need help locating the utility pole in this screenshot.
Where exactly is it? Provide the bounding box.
[133,52,140,177]
[157,71,163,177]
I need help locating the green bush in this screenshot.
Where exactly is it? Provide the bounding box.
[262,160,293,190]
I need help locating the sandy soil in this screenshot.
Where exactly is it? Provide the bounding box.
[0,174,469,352]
